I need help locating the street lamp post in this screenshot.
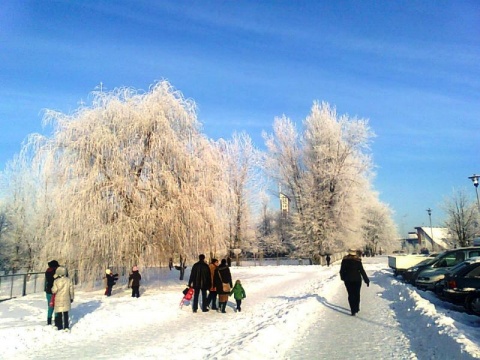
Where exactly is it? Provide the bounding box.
[426,208,434,251]
[468,174,480,211]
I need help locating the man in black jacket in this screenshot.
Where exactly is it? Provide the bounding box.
[340,249,370,316]
[188,254,212,313]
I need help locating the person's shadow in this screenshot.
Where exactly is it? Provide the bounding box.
[70,300,102,327]
[315,295,351,315]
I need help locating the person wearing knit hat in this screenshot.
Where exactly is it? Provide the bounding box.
[128,265,142,298]
[44,260,60,325]
[339,249,370,316]
[104,268,119,296]
[214,258,233,313]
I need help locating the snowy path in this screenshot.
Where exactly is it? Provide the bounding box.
[1,257,480,359]
[286,264,415,359]
[287,262,480,360]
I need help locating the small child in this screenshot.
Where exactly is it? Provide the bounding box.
[128,265,142,298]
[105,269,119,296]
[51,266,74,331]
[230,279,246,312]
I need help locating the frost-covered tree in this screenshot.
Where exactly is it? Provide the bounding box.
[217,132,261,263]
[442,188,479,247]
[0,141,50,272]
[1,81,234,283]
[361,193,399,255]
[263,102,381,260]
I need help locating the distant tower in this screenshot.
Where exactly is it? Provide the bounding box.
[279,184,290,219]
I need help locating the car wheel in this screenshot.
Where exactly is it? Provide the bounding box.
[433,281,444,296]
[465,293,480,315]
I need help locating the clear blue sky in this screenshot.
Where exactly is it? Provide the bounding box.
[1,1,479,235]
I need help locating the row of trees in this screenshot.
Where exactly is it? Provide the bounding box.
[0,81,398,283]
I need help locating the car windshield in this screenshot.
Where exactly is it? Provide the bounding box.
[416,257,438,266]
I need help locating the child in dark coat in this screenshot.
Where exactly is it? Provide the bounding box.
[128,266,142,298]
[230,279,246,312]
[105,269,119,296]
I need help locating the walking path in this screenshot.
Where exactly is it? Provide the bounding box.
[286,263,415,359]
[286,259,480,360]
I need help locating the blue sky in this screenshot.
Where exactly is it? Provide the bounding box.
[1,0,479,235]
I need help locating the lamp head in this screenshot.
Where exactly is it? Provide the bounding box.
[468,174,479,188]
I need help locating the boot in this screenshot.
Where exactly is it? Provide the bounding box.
[47,317,52,325]
[221,302,227,313]
[55,313,63,330]
[63,312,69,330]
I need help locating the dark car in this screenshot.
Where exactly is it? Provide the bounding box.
[441,257,480,308]
[415,249,480,290]
[403,247,480,285]
[434,258,480,296]
[440,257,480,306]
[402,253,440,284]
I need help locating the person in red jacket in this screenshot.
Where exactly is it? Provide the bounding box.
[340,249,370,316]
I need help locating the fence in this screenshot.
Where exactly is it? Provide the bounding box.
[0,272,45,302]
[0,270,80,302]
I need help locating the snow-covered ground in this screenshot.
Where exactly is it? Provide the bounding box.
[1,256,480,360]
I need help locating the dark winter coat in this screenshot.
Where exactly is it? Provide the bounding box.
[106,273,119,287]
[128,270,141,287]
[188,260,211,290]
[214,265,233,295]
[339,255,369,284]
[44,267,57,294]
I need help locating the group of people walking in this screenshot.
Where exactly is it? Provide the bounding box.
[188,254,246,313]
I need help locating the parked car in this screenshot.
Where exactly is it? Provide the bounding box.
[401,253,440,284]
[404,248,480,286]
[415,249,480,290]
[439,257,480,306]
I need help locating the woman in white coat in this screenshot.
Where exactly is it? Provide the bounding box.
[52,266,74,331]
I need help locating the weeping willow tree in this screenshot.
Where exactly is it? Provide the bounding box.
[3,81,232,283]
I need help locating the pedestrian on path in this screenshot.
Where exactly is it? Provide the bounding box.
[105,269,119,296]
[44,259,59,325]
[188,254,211,313]
[339,249,369,316]
[214,259,233,313]
[230,279,246,312]
[128,265,141,298]
[206,258,219,310]
[52,266,74,331]
[326,254,331,266]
